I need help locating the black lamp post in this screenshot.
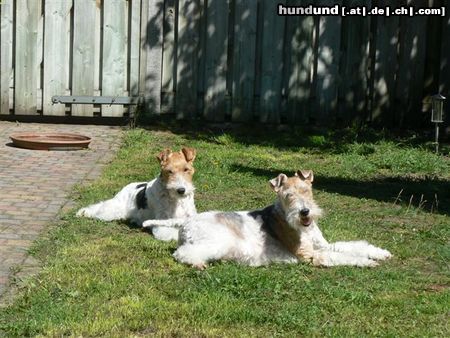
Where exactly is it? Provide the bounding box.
[431,94,445,153]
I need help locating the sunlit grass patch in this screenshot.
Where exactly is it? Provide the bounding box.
[1,126,449,337]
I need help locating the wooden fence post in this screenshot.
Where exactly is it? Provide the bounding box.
[143,0,163,115]
[15,0,41,115]
[72,0,97,117]
[0,0,13,115]
[176,0,200,118]
[231,0,257,122]
[43,0,72,116]
[204,0,230,121]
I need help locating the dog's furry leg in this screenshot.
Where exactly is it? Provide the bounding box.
[143,218,185,241]
[298,233,378,267]
[142,218,184,228]
[76,200,127,221]
[173,244,211,269]
[328,241,392,260]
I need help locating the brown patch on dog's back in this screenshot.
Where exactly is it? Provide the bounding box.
[215,212,244,239]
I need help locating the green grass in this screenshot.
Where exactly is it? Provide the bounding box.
[1,126,449,337]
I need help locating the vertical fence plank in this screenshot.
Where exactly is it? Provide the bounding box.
[395,0,428,127]
[15,0,41,115]
[0,0,13,115]
[143,0,163,115]
[259,0,285,123]
[176,0,200,118]
[102,0,127,117]
[338,0,370,124]
[43,0,72,116]
[371,2,399,126]
[313,0,342,124]
[161,0,176,113]
[231,0,257,122]
[138,0,148,104]
[203,0,229,121]
[285,0,314,124]
[72,0,97,116]
[129,0,141,118]
[440,11,450,129]
[94,0,101,100]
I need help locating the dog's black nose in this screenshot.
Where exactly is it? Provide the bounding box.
[177,188,186,195]
[299,208,310,217]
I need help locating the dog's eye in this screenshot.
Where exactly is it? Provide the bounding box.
[285,193,293,199]
[167,170,173,175]
[184,167,190,172]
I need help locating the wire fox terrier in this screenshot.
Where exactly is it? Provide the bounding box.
[144,170,391,269]
[77,147,197,239]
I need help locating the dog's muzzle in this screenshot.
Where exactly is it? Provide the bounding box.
[300,208,310,217]
[177,188,186,195]
[299,209,312,226]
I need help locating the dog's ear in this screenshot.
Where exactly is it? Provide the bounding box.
[269,173,288,192]
[296,170,314,183]
[156,149,172,165]
[181,147,196,163]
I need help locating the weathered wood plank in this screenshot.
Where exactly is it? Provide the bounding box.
[395,0,428,127]
[0,0,13,115]
[43,0,72,116]
[195,0,208,117]
[72,0,96,117]
[338,0,371,124]
[313,0,342,124]
[94,0,101,102]
[15,0,41,115]
[439,9,450,129]
[285,0,314,124]
[102,0,127,117]
[176,0,200,118]
[259,0,285,123]
[231,0,257,122]
[371,0,399,126]
[203,0,229,121]
[129,0,141,117]
[136,0,163,116]
[161,0,176,113]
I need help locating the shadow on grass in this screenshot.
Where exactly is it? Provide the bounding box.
[140,119,450,154]
[231,164,450,216]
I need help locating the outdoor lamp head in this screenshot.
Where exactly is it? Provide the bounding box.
[431,94,445,123]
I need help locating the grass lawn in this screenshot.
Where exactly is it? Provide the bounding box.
[0,125,449,337]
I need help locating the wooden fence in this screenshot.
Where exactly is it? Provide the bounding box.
[1,0,449,128]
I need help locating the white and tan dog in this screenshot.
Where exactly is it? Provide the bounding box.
[77,147,197,239]
[144,170,391,269]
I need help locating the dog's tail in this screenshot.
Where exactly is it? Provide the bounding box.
[142,218,184,228]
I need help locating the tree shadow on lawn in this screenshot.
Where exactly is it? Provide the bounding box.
[141,119,450,154]
[231,164,450,216]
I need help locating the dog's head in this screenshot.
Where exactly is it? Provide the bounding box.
[269,170,322,228]
[157,147,196,198]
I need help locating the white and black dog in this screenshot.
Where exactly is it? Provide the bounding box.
[77,147,197,239]
[144,171,391,269]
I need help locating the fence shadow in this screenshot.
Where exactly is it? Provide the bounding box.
[230,163,450,216]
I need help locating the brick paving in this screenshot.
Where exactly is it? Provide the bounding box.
[0,121,122,304]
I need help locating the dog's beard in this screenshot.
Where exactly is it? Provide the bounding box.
[165,180,195,199]
[285,205,322,229]
[285,208,304,229]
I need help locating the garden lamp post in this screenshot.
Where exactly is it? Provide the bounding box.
[431,94,445,153]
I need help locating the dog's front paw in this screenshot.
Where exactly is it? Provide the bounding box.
[152,226,179,241]
[375,249,392,260]
[76,208,87,217]
[142,220,154,228]
[369,248,392,261]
